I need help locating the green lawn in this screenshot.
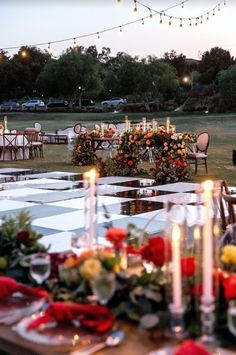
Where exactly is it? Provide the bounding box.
[1,111,236,185]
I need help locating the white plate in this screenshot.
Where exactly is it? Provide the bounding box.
[13,314,100,346]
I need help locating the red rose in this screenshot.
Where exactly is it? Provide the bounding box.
[105,227,127,248]
[181,257,195,278]
[175,339,210,355]
[140,237,165,267]
[127,160,133,166]
[223,274,236,299]
[16,230,31,246]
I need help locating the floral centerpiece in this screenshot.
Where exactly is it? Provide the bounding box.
[96,128,196,182]
[0,211,47,282]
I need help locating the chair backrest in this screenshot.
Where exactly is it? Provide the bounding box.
[217,180,231,232]
[94,124,100,130]
[74,123,81,134]
[3,134,17,148]
[24,131,39,143]
[222,192,236,226]
[108,123,117,131]
[196,132,209,153]
[34,122,42,132]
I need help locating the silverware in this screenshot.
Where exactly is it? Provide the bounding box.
[70,330,125,355]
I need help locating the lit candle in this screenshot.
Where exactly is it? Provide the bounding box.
[128,120,131,131]
[125,115,129,131]
[202,180,214,303]
[83,169,98,249]
[152,119,157,131]
[172,224,182,311]
[166,117,170,133]
[4,116,7,131]
[101,123,104,136]
[142,117,146,132]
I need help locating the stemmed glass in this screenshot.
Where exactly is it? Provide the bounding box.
[90,273,116,305]
[30,253,51,285]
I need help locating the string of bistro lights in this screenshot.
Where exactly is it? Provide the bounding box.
[0,0,226,56]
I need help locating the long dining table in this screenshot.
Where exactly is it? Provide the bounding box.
[0,321,235,355]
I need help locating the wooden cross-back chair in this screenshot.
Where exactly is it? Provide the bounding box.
[1,134,18,160]
[217,180,236,232]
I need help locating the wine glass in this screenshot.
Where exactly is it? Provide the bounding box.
[90,273,116,305]
[30,253,51,285]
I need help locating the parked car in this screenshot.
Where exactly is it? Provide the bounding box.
[47,99,69,108]
[101,97,127,108]
[22,99,46,110]
[0,101,20,111]
[73,99,95,107]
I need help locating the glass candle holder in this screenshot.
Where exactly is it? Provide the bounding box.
[83,169,99,250]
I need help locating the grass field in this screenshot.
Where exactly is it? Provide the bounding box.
[1,111,236,185]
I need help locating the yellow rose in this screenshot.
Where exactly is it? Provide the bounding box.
[164,146,168,151]
[221,245,236,265]
[80,258,102,280]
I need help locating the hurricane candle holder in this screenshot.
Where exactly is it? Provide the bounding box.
[83,169,98,250]
[165,202,190,340]
[198,180,221,347]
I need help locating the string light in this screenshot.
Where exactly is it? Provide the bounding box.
[73,38,76,46]
[182,2,184,8]
[159,13,163,24]
[200,16,203,24]
[179,18,183,27]
[1,0,227,53]
[148,7,153,19]
[119,25,123,34]
[21,50,27,58]
[218,3,221,10]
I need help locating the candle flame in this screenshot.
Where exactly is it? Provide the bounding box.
[172,224,181,242]
[84,169,98,182]
[202,180,214,192]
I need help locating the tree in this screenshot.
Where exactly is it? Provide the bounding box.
[37,49,102,106]
[218,64,236,111]
[146,57,180,100]
[163,50,187,77]
[0,51,11,101]
[1,46,50,99]
[199,47,234,84]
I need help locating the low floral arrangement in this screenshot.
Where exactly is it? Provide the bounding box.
[0,211,47,282]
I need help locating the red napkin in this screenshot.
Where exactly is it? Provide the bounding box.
[27,302,114,333]
[0,277,49,299]
[174,340,210,355]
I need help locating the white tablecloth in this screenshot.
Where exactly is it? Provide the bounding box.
[0,134,29,161]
